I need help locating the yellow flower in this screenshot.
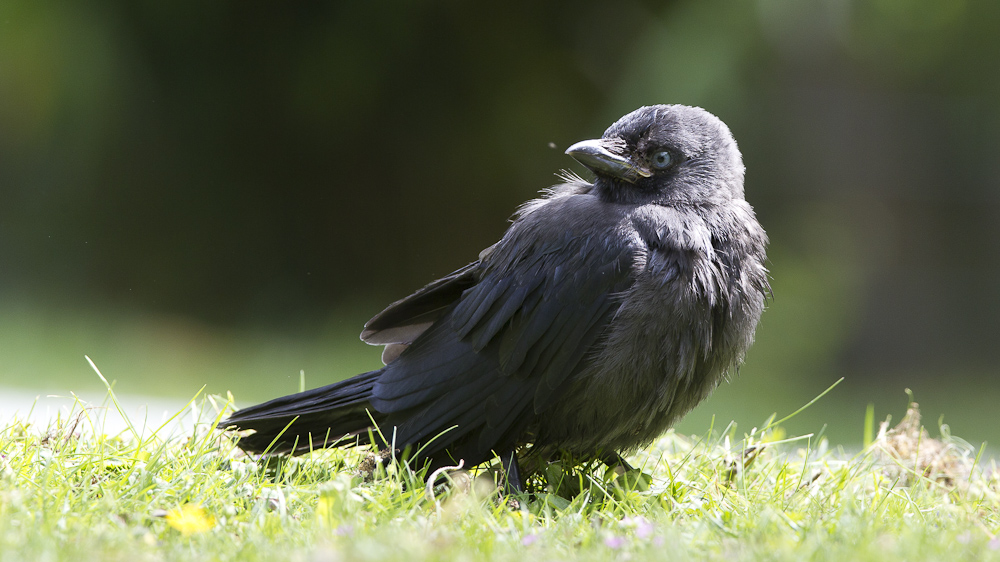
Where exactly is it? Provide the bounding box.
[165,504,215,535]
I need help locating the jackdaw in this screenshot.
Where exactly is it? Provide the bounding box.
[219,104,770,492]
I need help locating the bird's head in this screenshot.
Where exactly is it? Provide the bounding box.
[566,105,745,206]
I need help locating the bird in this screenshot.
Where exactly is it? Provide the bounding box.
[219,104,769,493]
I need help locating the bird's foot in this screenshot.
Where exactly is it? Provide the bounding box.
[499,449,525,496]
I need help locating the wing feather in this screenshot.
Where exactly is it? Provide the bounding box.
[365,195,640,466]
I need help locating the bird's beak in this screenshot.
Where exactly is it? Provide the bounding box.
[565,138,652,183]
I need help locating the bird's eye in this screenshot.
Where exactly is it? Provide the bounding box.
[651,151,673,170]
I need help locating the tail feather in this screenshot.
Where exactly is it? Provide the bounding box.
[220,369,384,454]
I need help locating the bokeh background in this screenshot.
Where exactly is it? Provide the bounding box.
[3,0,999,447]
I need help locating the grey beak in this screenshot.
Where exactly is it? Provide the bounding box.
[565,139,651,183]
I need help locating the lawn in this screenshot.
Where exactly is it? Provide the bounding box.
[1,379,998,562]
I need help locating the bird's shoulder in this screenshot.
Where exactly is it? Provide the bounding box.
[451,193,640,356]
[515,194,719,261]
[488,193,639,270]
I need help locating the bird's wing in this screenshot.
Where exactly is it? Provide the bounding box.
[367,199,638,463]
[361,261,480,345]
[360,261,481,364]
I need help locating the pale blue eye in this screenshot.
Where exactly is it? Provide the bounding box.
[651,151,672,169]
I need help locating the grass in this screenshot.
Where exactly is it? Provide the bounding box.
[2,379,1000,562]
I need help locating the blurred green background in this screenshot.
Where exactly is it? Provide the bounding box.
[3,0,999,446]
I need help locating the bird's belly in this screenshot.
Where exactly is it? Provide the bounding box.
[536,284,727,455]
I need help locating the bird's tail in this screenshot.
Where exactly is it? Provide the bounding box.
[218,369,384,455]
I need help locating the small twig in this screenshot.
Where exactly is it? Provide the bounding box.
[426,460,465,502]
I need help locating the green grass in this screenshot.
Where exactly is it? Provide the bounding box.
[2,381,1000,562]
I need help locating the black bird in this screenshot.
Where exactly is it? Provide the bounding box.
[219,105,769,491]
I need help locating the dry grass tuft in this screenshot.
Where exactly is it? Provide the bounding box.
[871,398,974,488]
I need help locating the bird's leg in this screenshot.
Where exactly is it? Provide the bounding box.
[598,451,634,475]
[499,449,524,495]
